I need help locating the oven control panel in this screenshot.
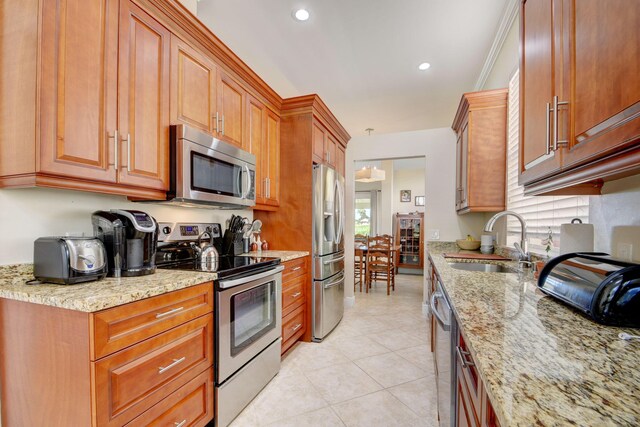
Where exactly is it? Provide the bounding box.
[157,222,222,242]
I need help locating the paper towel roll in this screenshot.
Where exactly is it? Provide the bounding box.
[560,220,594,254]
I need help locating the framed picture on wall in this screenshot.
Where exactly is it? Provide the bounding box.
[400,190,411,202]
[415,196,425,206]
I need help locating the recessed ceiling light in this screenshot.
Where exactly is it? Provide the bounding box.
[418,62,431,71]
[293,9,310,21]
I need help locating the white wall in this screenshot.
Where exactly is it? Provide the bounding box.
[176,0,198,15]
[482,18,519,91]
[344,128,487,303]
[392,168,425,216]
[379,160,394,235]
[0,188,252,265]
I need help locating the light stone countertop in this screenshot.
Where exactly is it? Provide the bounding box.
[0,264,214,312]
[241,250,309,262]
[427,242,640,427]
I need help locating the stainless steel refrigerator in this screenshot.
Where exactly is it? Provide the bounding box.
[312,164,345,341]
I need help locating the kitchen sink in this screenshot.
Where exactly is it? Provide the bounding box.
[448,262,513,273]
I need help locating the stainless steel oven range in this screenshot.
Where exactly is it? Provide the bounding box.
[155,222,283,427]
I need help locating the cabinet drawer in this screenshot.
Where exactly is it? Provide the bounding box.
[92,282,213,359]
[126,367,213,427]
[282,257,307,282]
[282,274,306,314]
[282,303,305,344]
[94,314,213,427]
[458,333,482,414]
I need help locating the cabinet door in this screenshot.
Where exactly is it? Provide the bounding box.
[170,36,218,135]
[326,134,338,168]
[459,123,469,211]
[455,131,462,210]
[336,144,345,177]
[265,109,280,206]
[39,0,119,183]
[247,95,266,204]
[217,70,245,148]
[519,0,563,184]
[561,0,640,168]
[117,0,170,190]
[312,121,326,164]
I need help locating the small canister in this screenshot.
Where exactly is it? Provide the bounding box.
[243,237,250,253]
[480,234,494,254]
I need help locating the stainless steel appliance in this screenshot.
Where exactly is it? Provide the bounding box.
[155,222,283,427]
[431,279,457,427]
[92,209,158,277]
[312,164,345,341]
[152,124,255,209]
[538,252,640,327]
[33,236,107,284]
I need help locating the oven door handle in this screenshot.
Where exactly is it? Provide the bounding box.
[218,265,284,289]
[430,292,450,331]
[324,275,344,289]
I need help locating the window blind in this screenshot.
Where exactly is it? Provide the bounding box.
[506,70,589,255]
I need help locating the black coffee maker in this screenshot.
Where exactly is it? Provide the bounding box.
[92,209,158,277]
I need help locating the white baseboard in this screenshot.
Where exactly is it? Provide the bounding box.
[344,296,355,308]
[422,302,430,316]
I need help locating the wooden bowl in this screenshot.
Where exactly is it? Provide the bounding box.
[456,239,481,250]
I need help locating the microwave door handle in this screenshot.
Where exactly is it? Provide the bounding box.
[241,165,252,199]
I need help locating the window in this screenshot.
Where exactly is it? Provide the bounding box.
[355,191,378,236]
[506,70,589,255]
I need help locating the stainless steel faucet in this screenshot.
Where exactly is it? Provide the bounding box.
[484,210,529,261]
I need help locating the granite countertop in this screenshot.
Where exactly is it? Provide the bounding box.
[241,250,309,262]
[428,242,640,427]
[0,264,214,312]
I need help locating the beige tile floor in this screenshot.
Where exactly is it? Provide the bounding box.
[230,274,438,427]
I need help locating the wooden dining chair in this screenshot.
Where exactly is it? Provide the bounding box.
[366,235,394,295]
[354,234,367,292]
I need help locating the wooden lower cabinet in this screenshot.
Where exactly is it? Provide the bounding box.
[126,367,214,427]
[456,329,500,427]
[0,283,215,426]
[281,256,309,355]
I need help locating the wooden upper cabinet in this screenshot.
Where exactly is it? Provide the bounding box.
[335,144,345,177]
[519,0,563,184]
[247,95,266,203]
[170,36,218,135]
[247,94,280,208]
[561,0,640,168]
[117,1,170,190]
[519,0,640,195]
[265,109,281,206]
[312,121,326,164]
[452,89,507,214]
[326,134,338,168]
[217,71,245,148]
[39,0,120,183]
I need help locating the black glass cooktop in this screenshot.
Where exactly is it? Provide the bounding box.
[157,255,280,279]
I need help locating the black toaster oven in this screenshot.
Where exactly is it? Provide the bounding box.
[538,252,640,327]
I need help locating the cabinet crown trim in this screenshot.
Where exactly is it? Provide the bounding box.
[452,88,508,132]
[281,94,351,145]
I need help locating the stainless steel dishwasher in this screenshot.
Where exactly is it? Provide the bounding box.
[430,278,457,427]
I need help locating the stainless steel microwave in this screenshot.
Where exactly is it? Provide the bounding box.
[160,125,256,209]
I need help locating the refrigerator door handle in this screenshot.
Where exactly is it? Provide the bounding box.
[334,179,344,245]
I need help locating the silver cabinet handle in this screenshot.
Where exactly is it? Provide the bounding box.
[158,356,186,374]
[291,266,302,271]
[546,102,552,155]
[214,112,219,133]
[456,346,475,369]
[266,177,271,199]
[292,323,302,332]
[174,420,187,427]
[221,114,225,135]
[292,292,302,298]
[553,95,569,150]
[109,130,119,170]
[155,306,184,319]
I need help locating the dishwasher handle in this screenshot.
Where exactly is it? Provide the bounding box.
[430,292,451,332]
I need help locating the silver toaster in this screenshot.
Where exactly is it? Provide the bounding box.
[34,237,108,285]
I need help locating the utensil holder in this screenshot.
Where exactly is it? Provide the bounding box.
[223,230,244,256]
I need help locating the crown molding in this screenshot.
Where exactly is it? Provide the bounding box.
[473,0,519,91]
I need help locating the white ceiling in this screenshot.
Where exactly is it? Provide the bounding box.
[197,0,509,137]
